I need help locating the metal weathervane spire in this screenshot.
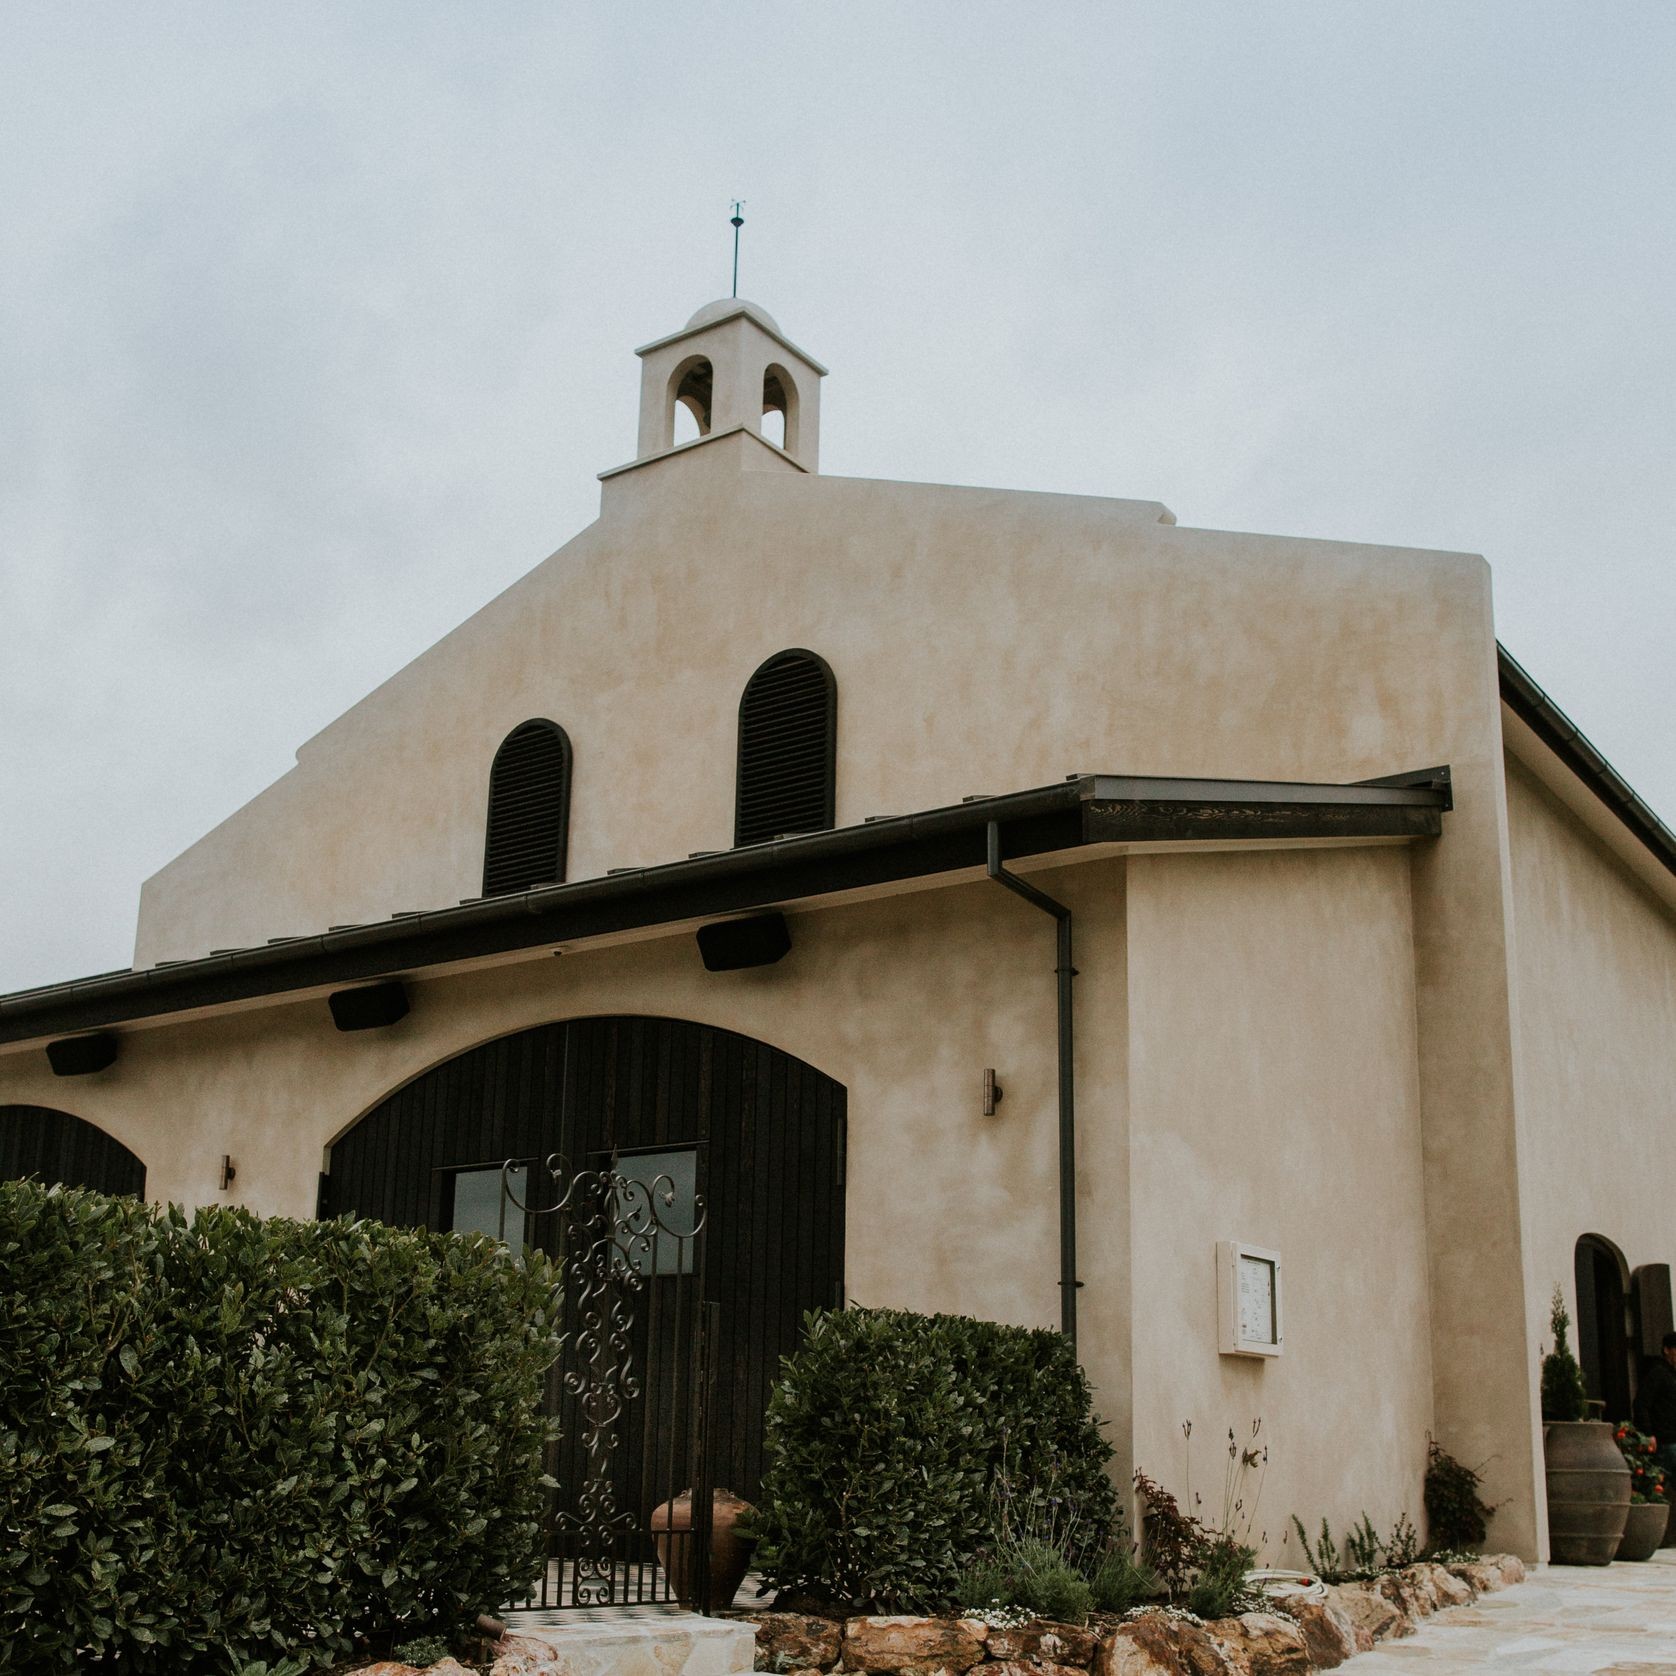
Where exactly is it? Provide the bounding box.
[730,200,745,297]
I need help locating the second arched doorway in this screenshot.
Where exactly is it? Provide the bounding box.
[0,1105,145,1197]
[1576,1232,1633,1422]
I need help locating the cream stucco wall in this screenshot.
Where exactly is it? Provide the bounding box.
[14,877,1092,1318]
[134,438,1492,971]
[1505,752,1676,1361]
[4,309,1580,1557]
[1126,845,1434,1561]
[3,836,1450,1564]
[8,868,1127,1440]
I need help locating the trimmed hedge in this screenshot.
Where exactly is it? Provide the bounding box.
[751,1307,1117,1612]
[0,1180,560,1673]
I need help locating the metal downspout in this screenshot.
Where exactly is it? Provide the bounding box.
[986,820,1080,1347]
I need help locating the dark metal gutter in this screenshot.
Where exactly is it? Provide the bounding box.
[1498,645,1676,883]
[0,770,1450,1048]
[987,822,1081,1346]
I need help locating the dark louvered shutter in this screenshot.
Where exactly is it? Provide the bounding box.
[483,720,572,896]
[735,650,836,846]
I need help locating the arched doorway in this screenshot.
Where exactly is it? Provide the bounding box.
[324,1016,847,1513]
[1576,1233,1633,1422]
[0,1105,145,1197]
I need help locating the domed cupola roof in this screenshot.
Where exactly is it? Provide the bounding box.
[685,297,782,335]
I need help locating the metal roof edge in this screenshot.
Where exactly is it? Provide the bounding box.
[1497,644,1676,881]
[0,770,1450,1044]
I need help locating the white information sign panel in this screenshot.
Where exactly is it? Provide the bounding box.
[1218,1241,1283,1357]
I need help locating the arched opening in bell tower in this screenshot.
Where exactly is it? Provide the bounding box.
[762,363,797,453]
[668,355,713,447]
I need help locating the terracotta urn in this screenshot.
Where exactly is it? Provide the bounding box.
[650,1488,755,1608]
[1617,1499,1671,1561]
[1544,1420,1631,1564]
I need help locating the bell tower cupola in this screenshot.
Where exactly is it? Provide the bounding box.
[631,298,826,472]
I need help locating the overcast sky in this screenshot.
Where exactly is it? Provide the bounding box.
[3,3,1673,994]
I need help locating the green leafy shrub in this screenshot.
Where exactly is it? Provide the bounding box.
[1343,1514,1383,1574]
[1422,1438,1498,1553]
[954,1536,1094,1623]
[392,1634,454,1667]
[1385,1511,1420,1567]
[1088,1545,1158,1613]
[1183,1535,1256,1620]
[751,1307,1117,1612]
[1289,1511,1417,1581]
[0,1180,560,1672]
[1540,1287,1589,1423]
[1290,1516,1349,1581]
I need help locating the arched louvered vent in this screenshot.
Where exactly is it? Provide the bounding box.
[483,720,572,896]
[735,650,836,847]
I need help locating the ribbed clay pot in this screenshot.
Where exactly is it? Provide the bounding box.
[1545,1420,1631,1564]
[650,1488,755,1608]
[1618,1499,1671,1560]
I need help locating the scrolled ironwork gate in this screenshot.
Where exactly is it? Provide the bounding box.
[505,1151,720,1612]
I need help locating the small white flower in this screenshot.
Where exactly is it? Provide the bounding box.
[1121,1605,1205,1627]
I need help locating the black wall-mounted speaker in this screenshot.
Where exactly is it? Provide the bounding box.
[328,981,410,1032]
[697,913,792,972]
[45,1032,120,1077]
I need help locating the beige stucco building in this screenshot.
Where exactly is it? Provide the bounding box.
[4,296,1675,1568]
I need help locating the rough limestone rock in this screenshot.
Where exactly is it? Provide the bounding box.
[1386,1567,1436,1615]
[987,1621,1099,1668]
[1269,1596,1358,1669]
[1375,1571,1430,1621]
[490,1633,565,1675]
[1487,1553,1526,1587]
[1411,1562,1474,1610]
[741,1612,844,1671]
[987,1660,1088,1676]
[1097,1618,1237,1676]
[1324,1581,1408,1644]
[1443,1561,1498,1596]
[1205,1612,1310,1676]
[842,1616,989,1673]
[358,1664,469,1676]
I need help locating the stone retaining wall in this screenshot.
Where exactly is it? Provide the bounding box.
[730,1556,1526,1676]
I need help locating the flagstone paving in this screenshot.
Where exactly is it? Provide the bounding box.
[1341,1554,1676,1673]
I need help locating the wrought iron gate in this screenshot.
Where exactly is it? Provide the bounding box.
[505,1152,720,1612]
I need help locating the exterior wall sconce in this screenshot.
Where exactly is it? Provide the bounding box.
[219,1155,237,1192]
[982,1068,1004,1116]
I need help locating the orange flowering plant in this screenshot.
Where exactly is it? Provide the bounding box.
[1614,1424,1668,1504]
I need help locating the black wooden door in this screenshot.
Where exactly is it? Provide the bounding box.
[0,1106,146,1197]
[325,1016,846,1504]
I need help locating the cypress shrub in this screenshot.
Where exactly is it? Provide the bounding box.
[0,1180,560,1673]
[750,1307,1116,1612]
[1540,1286,1589,1423]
